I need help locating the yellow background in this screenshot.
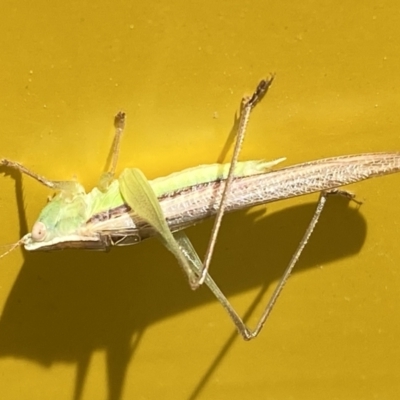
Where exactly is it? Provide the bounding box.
[1,1,400,399]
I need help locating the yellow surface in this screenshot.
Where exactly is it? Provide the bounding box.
[1,1,400,399]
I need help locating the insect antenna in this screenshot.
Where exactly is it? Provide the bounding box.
[0,239,24,259]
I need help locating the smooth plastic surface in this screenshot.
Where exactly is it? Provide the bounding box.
[0,1,400,399]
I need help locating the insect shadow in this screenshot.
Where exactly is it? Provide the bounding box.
[0,165,366,400]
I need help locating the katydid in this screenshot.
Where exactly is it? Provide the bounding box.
[2,77,400,340]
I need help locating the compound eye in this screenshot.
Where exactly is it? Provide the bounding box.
[31,222,47,242]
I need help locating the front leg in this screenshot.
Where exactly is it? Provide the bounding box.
[0,159,82,193]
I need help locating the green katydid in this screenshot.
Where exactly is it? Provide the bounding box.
[2,76,400,340]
